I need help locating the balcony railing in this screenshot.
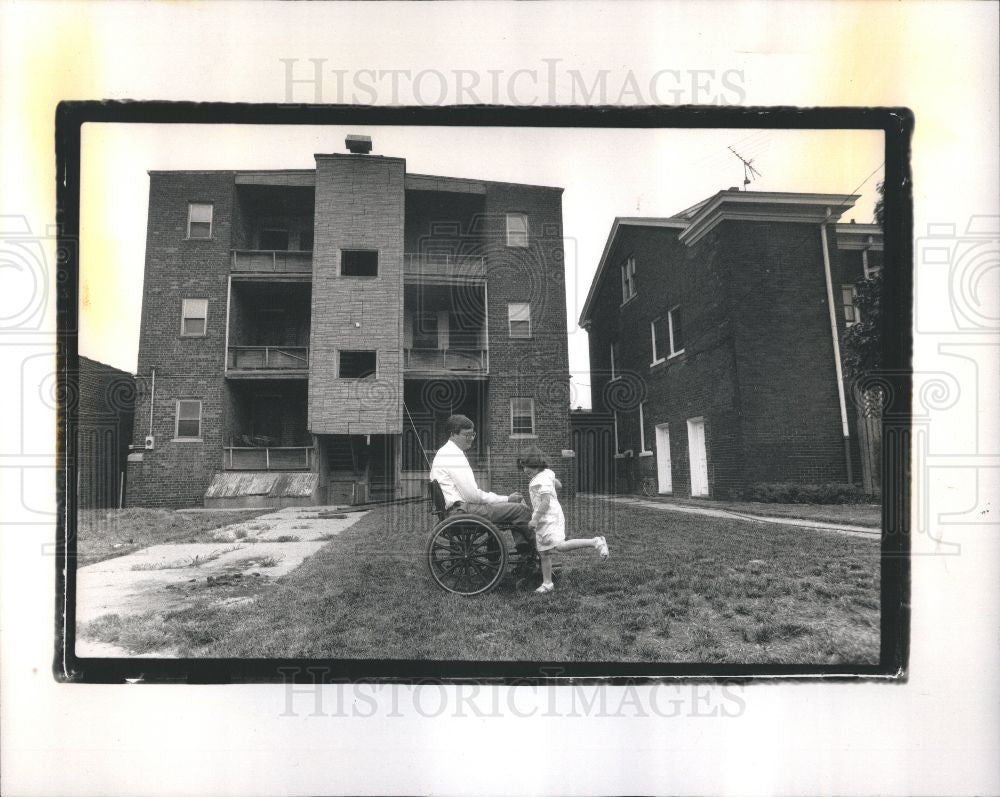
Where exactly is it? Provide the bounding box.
[224,446,314,470]
[404,347,487,373]
[227,346,309,370]
[232,249,313,273]
[403,253,487,280]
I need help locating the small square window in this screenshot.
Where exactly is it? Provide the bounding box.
[187,203,213,239]
[506,213,529,248]
[508,303,531,337]
[259,229,289,250]
[511,397,535,436]
[339,350,377,379]
[341,249,379,277]
[175,400,202,439]
[181,299,208,336]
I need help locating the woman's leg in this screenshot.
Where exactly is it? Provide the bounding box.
[554,539,598,553]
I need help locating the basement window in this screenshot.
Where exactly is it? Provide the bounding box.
[341,249,379,277]
[339,350,377,379]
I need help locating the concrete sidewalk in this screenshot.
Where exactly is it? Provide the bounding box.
[587,495,881,538]
[75,505,368,657]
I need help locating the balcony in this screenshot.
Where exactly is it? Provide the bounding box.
[232,249,313,274]
[224,445,314,471]
[227,346,309,377]
[403,347,487,376]
[403,253,486,282]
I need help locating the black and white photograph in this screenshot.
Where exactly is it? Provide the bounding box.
[68,116,903,673]
[2,1,998,795]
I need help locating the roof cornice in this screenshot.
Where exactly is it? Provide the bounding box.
[677,191,860,246]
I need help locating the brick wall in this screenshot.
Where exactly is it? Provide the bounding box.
[309,154,405,435]
[722,220,850,486]
[126,172,235,507]
[482,184,572,496]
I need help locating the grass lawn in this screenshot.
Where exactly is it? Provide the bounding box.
[75,508,273,566]
[80,497,881,663]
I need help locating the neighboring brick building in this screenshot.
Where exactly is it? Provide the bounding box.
[579,190,883,499]
[75,356,135,509]
[126,135,572,508]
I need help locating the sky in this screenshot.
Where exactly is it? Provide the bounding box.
[80,123,883,408]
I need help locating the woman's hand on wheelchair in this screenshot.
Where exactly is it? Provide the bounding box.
[508,492,524,503]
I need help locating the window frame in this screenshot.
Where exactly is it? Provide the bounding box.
[610,341,619,381]
[510,397,536,438]
[340,249,380,277]
[507,302,532,338]
[620,255,637,304]
[650,317,667,365]
[841,284,860,326]
[667,305,685,358]
[338,350,378,380]
[186,202,214,240]
[180,298,209,337]
[638,402,652,455]
[505,212,529,248]
[174,399,203,441]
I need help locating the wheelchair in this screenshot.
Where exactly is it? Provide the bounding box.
[425,480,541,596]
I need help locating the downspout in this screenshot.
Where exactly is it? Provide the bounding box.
[148,366,156,439]
[819,211,853,484]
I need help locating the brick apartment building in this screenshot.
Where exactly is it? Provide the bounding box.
[126,135,573,508]
[579,189,883,499]
[75,356,135,509]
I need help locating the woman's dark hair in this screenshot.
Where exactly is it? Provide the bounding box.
[517,445,548,470]
[446,414,475,436]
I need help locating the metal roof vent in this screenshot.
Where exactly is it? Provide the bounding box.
[345,134,372,154]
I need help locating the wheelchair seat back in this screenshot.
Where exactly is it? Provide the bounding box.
[428,480,447,521]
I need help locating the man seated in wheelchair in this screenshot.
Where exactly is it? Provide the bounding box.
[429,414,534,556]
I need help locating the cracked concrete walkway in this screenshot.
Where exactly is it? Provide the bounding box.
[587,495,880,538]
[75,505,368,657]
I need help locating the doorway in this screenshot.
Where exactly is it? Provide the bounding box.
[655,423,672,494]
[687,417,709,497]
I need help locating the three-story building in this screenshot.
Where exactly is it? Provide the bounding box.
[126,135,572,508]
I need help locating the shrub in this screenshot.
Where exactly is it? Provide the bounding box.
[745,482,870,504]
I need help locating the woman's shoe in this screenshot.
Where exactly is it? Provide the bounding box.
[534,582,554,594]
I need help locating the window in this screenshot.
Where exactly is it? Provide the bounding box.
[620,256,637,302]
[842,285,860,326]
[341,249,379,277]
[639,402,651,453]
[610,342,619,381]
[862,249,882,280]
[175,400,202,440]
[508,302,531,338]
[180,299,208,336]
[613,410,620,454]
[506,213,529,247]
[667,306,685,356]
[650,317,667,363]
[187,203,213,239]
[259,229,289,250]
[339,350,377,379]
[510,397,535,436]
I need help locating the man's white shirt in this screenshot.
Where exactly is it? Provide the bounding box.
[429,439,507,509]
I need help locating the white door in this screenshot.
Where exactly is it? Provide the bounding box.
[655,423,672,494]
[687,417,709,497]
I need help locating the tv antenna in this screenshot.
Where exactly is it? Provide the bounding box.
[728,146,762,190]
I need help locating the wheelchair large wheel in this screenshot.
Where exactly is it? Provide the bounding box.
[426,514,508,596]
